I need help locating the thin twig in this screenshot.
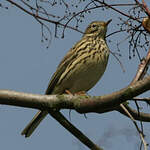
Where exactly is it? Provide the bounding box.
[120,104,148,150]
[142,0,150,17]
[133,97,150,103]
[118,49,150,149]
[109,50,125,72]
[131,48,150,84]
[6,0,83,34]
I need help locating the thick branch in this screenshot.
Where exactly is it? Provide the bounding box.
[1,74,150,117]
[1,90,102,150]
[77,75,150,113]
[48,110,102,150]
[115,47,150,149]
[116,48,150,121]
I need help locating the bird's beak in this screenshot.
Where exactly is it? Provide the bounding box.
[105,19,112,26]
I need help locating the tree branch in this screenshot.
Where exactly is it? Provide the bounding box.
[5,0,83,34]
[131,49,150,85]
[118,104,148,150]
[1,74,150,116]
[116,48,150,118]
[116,48,150,149]
[117,104,150,122]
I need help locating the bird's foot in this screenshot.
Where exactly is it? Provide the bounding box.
[65,90,86,96]
[75,91,86,96]
[65,90,73,95]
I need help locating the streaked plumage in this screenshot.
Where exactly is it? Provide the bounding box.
[21,20,111,137]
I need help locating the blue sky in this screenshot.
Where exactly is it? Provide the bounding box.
[0,1,150,150]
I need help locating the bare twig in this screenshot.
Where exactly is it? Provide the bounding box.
[117,104,150,122]
[133,97,150,103]
[142,0,150,17]
[120,104,148,150]
[118,48,150,149]
[131,48,150,84]
[135,0,150,17]
[6,0,83,34]
[95,0,140,22]
[109,50,125,73]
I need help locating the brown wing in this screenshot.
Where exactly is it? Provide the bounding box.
[45,43,79,94]
[45,36,89,95]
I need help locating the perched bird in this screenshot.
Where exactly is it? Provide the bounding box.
[21,19,112,137]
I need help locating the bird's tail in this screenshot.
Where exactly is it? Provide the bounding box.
[21,111,48,137]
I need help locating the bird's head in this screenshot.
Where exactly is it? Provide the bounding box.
[84,19,112,38]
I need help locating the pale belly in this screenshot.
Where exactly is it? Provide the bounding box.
[67,62,106,92]
[53,53,109,94]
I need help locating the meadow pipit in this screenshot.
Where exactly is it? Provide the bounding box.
[21,20,111,137]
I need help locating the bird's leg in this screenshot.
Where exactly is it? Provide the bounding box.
[65,90,73,121]
[65,89,73,95]
[74,91,86,96]
[65,90,86,96]
[65,90,87,120]
[75,91,87,119]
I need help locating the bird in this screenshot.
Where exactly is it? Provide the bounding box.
[21,19,112,137]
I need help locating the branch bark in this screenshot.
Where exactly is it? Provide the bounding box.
[117,104,150,122]
[1,74,150,117]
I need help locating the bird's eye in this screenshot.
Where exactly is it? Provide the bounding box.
[92,24,97,28]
